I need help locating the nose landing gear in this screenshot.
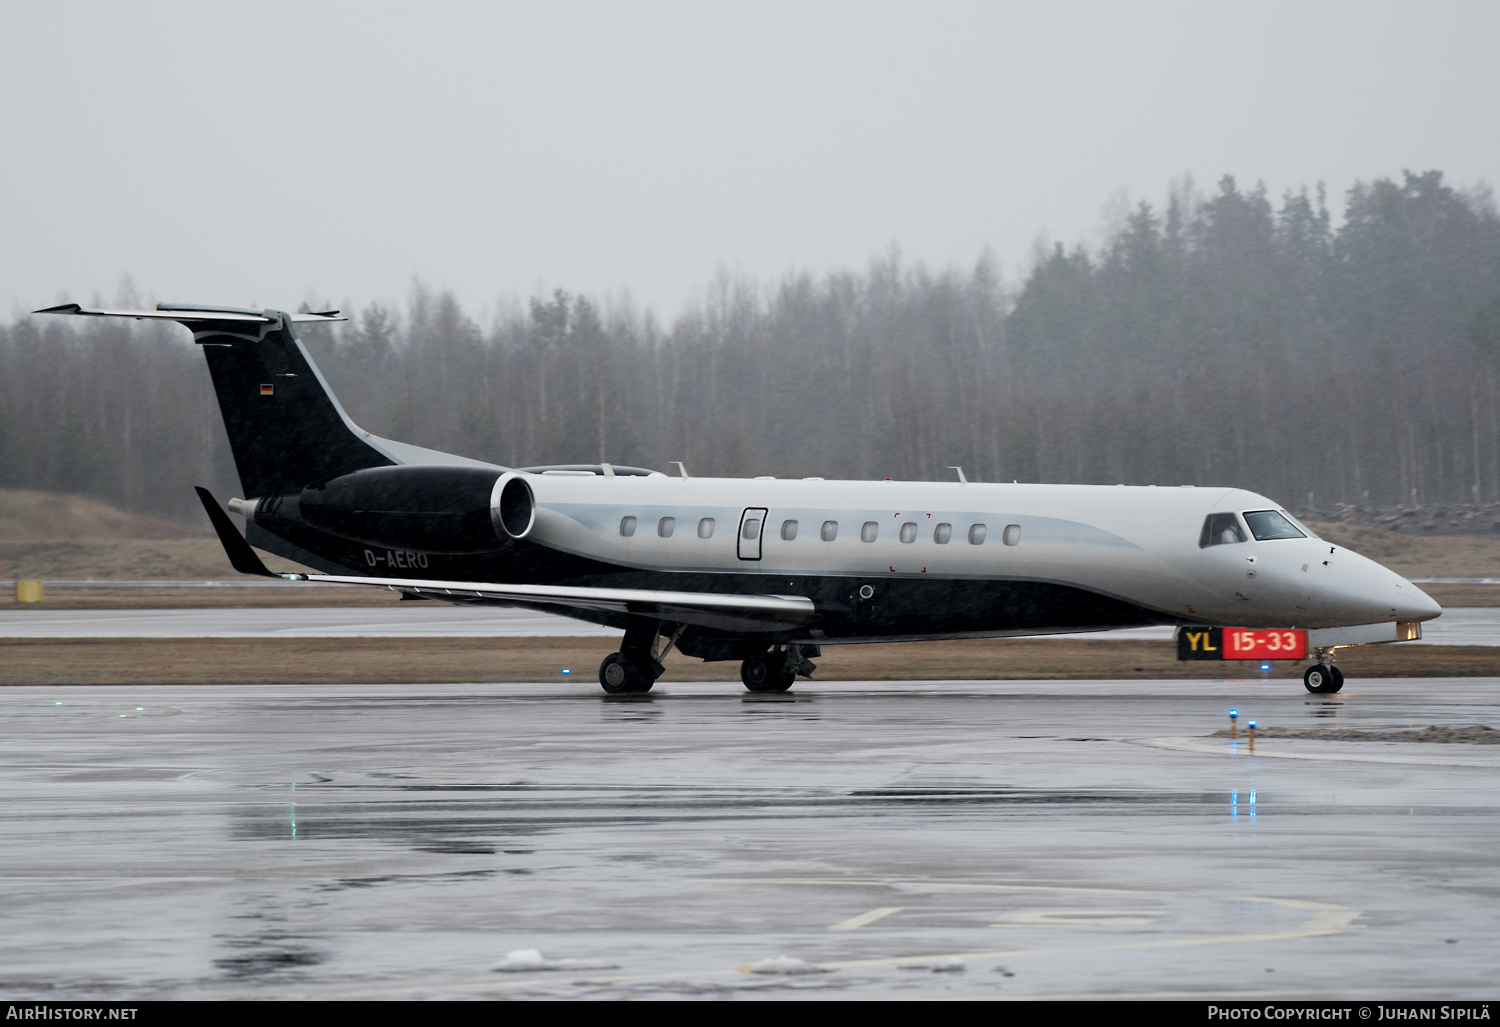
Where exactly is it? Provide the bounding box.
[1303,650,1345,693]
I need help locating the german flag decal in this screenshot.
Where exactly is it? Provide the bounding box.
[259,384,274,396]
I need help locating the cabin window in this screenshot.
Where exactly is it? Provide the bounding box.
[781,519,798,540]
[658,516,675,538]
[1199,512,1247,547]
[1003,524,1021,546]
[968,523,986,545]
[698,517,714,539]
[821,520,838,541]
[861,521,879,543]
[742,517,761,540]
[899,521,917,543]
[934,522,952,544]
[619,516,636,537]
[1243,510,1306,541]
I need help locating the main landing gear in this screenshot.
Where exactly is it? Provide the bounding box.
[598,652,655,694]
[1303,649,1345,694]
[741,645,819,693]
[597,632,821,695]
[598,623,684,695]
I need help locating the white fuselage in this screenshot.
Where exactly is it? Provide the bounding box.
[514,473,1440,632]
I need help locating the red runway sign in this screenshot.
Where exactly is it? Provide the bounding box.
[1178,627,1308,661]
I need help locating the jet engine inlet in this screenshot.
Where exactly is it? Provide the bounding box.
[493,472,535,539]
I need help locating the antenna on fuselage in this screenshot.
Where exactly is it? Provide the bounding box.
[947,466,968,485]
[672,461,691,478]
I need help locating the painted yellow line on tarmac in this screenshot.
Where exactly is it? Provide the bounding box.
[695,877,1355,914]
[1295,909,1363,933]
[807,916,1364,974]
[271,909,1366,1000]
[829,906,905,930]
[1146,736,1500,767]
[991,908,1169,928]
[266,877,1366,1000]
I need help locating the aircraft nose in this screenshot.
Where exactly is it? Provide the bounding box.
[1312,546,1443,625]
[1393,580,1442,623]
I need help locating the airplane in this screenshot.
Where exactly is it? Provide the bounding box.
[36,302,1442,695]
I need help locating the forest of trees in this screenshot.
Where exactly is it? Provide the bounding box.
[3,170,1499,525]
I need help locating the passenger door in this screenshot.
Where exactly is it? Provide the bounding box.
[737,507,768,561]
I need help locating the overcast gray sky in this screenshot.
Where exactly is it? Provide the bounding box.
[4,0,1497,321]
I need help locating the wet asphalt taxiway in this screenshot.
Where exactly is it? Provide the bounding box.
[1,677,1498,1000]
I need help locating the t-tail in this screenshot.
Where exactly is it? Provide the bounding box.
[185,305,397,496]
[34,302,507,573]
[35,302,503,491]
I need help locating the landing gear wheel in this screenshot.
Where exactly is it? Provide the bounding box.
[741,654,795,693]
[599,653,653,694]
[1303,664,1342,694]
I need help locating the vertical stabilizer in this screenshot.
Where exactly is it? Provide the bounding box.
[191,309,394,495]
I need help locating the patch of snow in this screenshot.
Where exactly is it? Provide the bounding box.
[899,957,966,972]
[745,955,830,975]
[493,948,619,973]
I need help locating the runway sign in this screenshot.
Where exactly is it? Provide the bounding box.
[1178,627,1308,660]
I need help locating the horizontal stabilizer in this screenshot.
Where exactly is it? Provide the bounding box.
[195,486,278,578]
[34,303,345,324]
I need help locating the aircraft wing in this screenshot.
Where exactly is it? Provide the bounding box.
[303,573,819,633]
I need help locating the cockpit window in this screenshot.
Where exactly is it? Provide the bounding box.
[1280,511,1319,540]
[1199,512,1247,547]
[1243,510,1307,541]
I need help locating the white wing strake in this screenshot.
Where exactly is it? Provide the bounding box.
[302,573,819,633]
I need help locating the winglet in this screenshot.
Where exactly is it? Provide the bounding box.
[194,486,279,578]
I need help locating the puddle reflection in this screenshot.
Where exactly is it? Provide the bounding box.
[599,695,662,721]
[741,693,820,719]
[214,930,326,979]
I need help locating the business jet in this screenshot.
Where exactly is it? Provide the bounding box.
[36,303,1441,695]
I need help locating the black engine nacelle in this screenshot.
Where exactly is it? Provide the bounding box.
[294,465,510,553]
